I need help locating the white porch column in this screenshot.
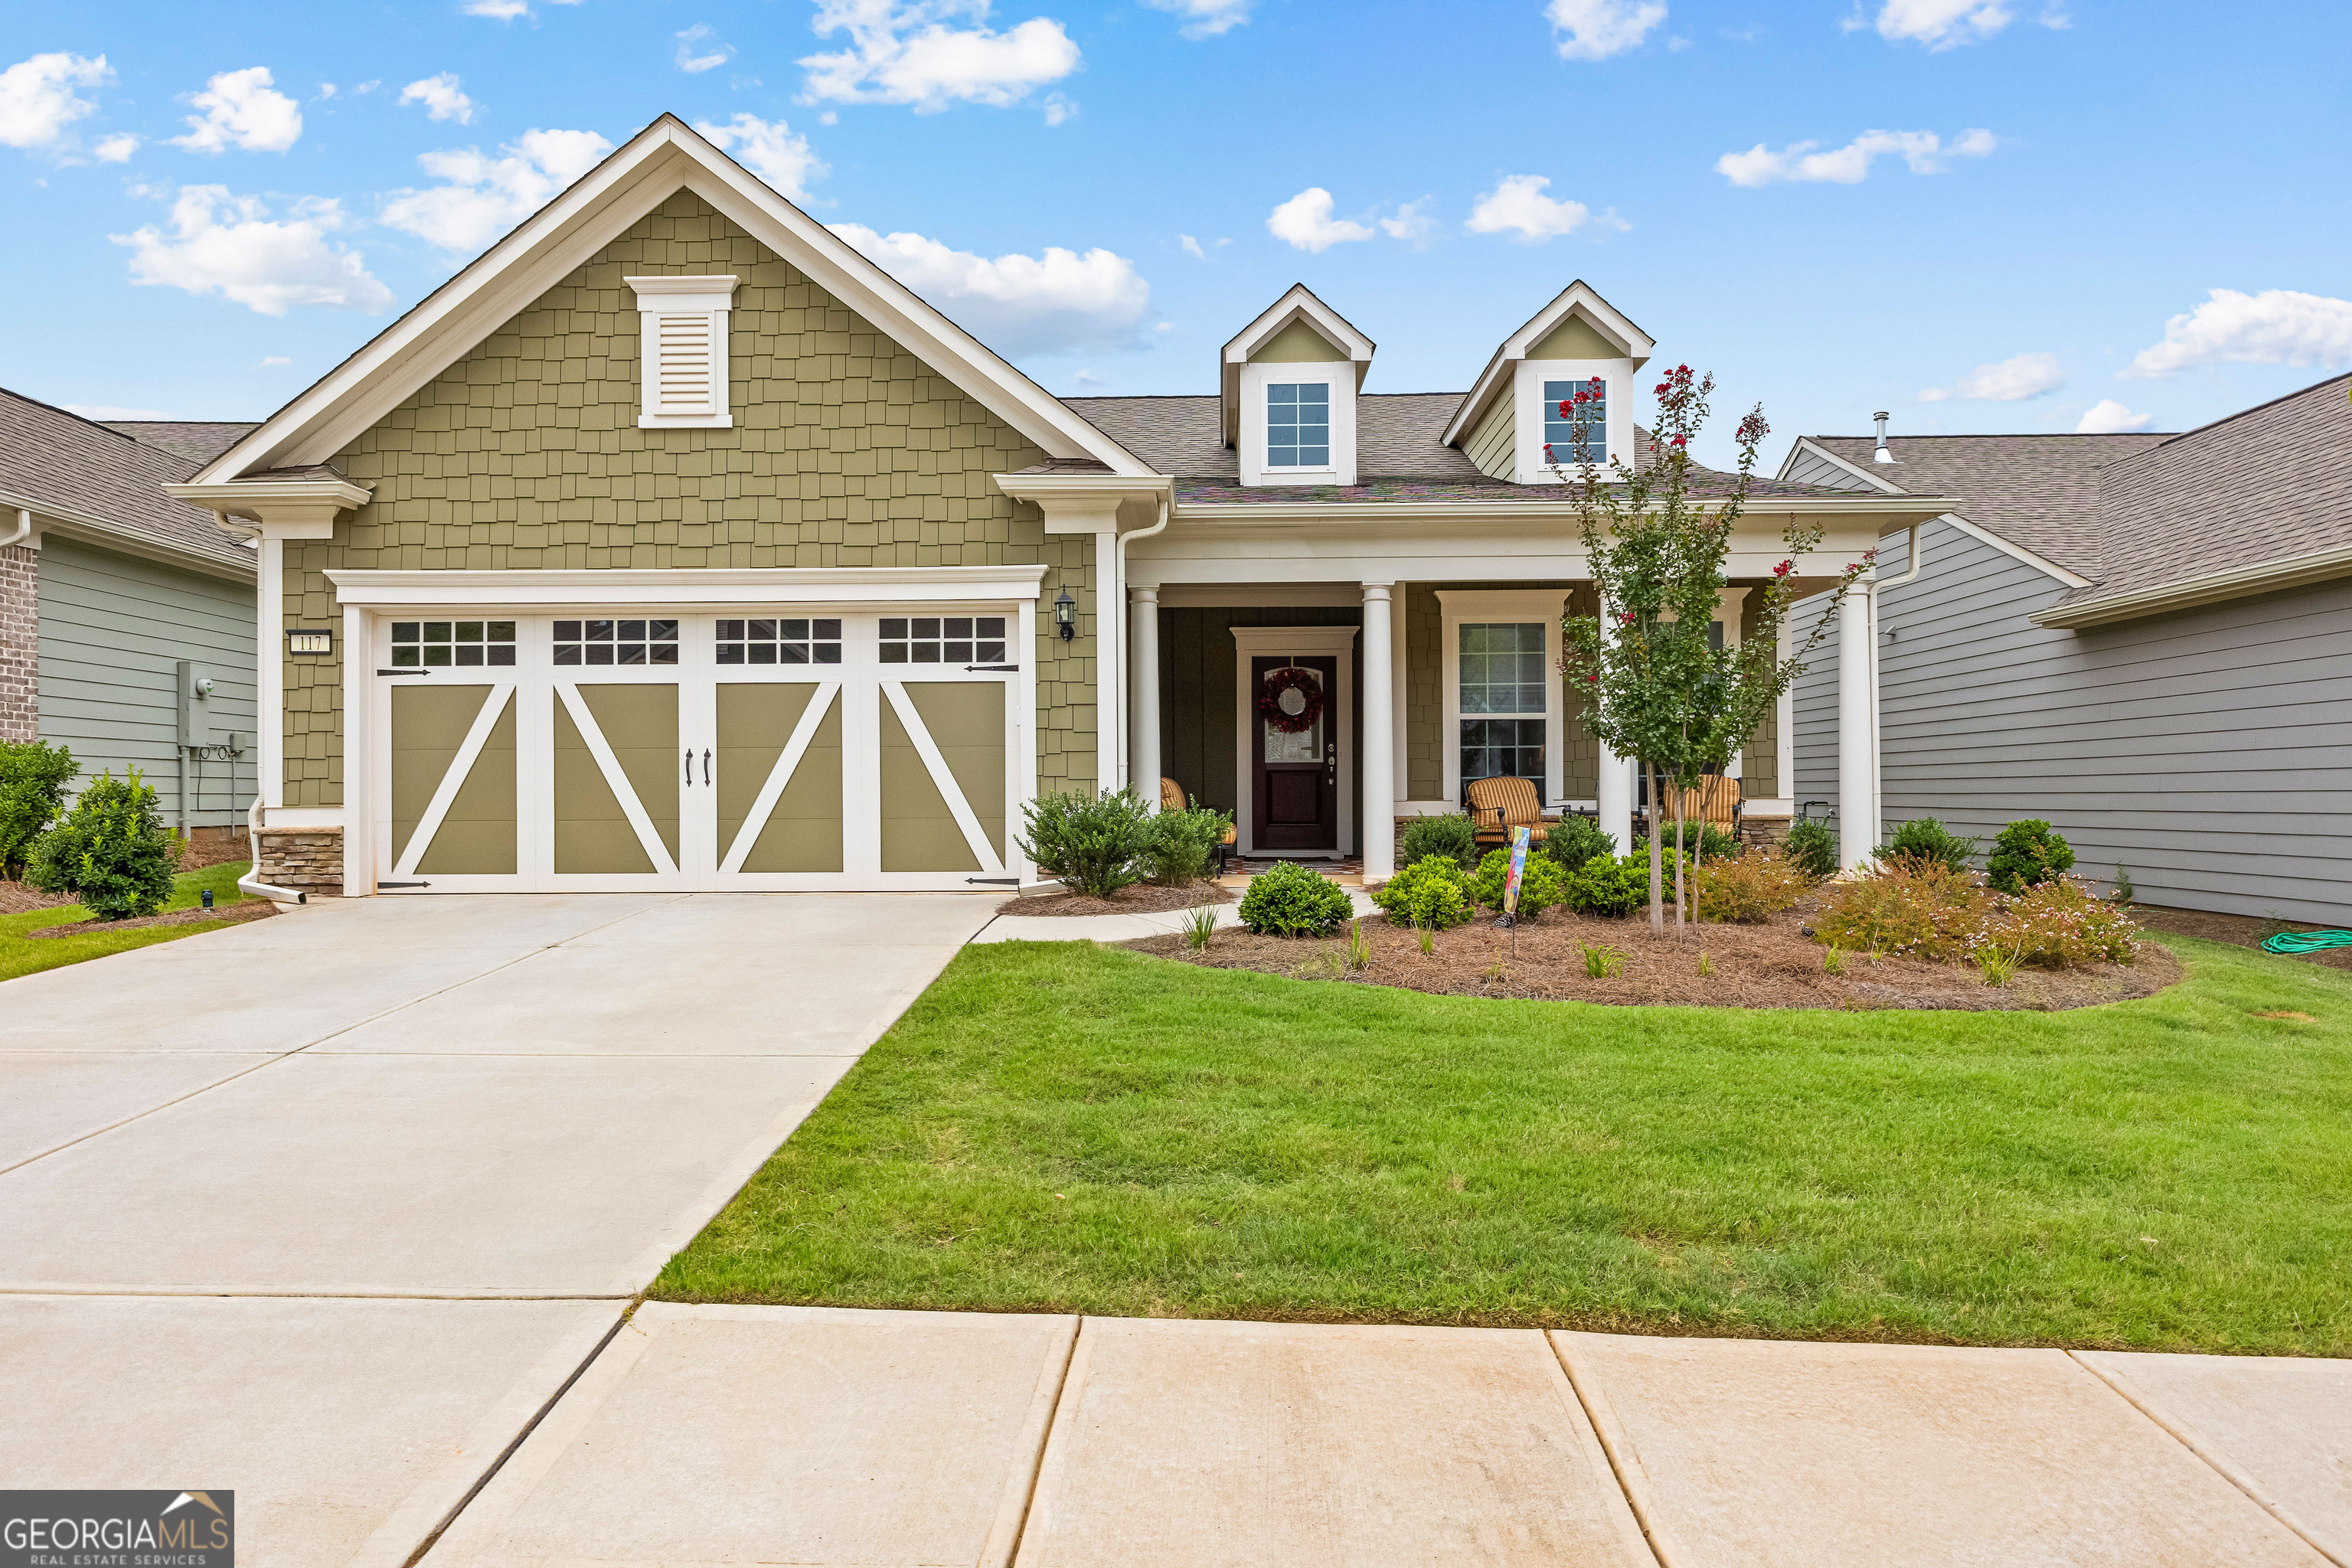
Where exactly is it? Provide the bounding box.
[1838,573,1876,871]
[1361,582,1396,880]
[1129,584,1160,806]
[1093,528,1120,796]
[1594,591,1633,854]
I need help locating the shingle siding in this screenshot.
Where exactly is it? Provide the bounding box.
[39,536,257,827]
[1795,516,2352,922]
[280,188,1077,805]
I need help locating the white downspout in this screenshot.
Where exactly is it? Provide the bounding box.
[3,508,29,549]
[1113,492,1171,799]
[1863,521,1924,853]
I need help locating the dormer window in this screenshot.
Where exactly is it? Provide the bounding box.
[1267,384,1331,468]
[1543,377,1607,466]
[1440,282,1654,485]
[627,274,738,430]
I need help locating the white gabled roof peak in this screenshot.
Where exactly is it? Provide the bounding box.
[196,113,1155,485]
[1217,283,1376,446]
[1442,280,1656,449]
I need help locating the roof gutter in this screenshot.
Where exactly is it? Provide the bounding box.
[2030,542,2352,629]
[0,487,256,581]
[1171,495,1963,526]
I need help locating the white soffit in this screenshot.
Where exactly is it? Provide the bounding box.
[196,116,1154,482]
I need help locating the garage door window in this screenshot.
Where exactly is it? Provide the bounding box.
[554,619,679,666]
[716,618,842,665]
[390,619,517,668]
[880,616,1008,665]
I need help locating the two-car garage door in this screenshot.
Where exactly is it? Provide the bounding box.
[372,612,1021,892]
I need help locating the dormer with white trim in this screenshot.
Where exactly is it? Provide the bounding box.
[629,274,738,429]
[1441,281,1655,485]
[1221,285,1375,487]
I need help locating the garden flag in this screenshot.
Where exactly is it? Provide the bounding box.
[1504,826,1529,917]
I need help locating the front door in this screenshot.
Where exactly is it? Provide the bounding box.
[1250,654,1338,852]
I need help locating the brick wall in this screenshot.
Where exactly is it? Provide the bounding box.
[0,541,35,743]
[282,188,1083,805]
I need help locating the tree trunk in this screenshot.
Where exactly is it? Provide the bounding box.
[1645,763,1664,934]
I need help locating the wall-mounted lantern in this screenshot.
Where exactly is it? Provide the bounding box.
[286,628,335,657]
[1054,587,1076,642]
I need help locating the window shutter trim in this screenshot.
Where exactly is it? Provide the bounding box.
[627,275,739,430]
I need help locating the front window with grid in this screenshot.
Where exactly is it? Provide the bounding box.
[1544,377,1607,465]
[1266,383,1330,468]
[390,620,515,668]
[717,618,841,665]
[880,616,1008,665]
[1459,622,1547,800]
[553,619,678,665]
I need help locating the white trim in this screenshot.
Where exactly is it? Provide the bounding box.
[2030,540,2352,627]
[1219,283,1376,448]
[0,488,256,583]
[1230,625,1358,859]
[1930,513,2095,590]
[628,275,736,430]
[1442,281,1655,450]
[1238,361,1355,488]
[1775,437,1906,495]
[1437,588,1571,810]
[882,679,1005,876]
[1148,583,1366,608]
[325,564,1049,610]
[192,118,1155,482]
[1512,361,1634,487]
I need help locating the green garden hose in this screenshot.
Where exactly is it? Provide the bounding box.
[2261,929,2352,955]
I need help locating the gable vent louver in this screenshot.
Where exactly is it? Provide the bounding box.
[627,275,739,430]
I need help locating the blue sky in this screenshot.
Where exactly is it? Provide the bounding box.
[3,0,2347,466]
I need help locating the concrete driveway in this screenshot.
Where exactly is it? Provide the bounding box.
[0,892,992,1566]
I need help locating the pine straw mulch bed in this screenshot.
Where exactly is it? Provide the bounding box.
[1125,903,2178,1011]
[998,881,1237,917]
[0,880,77,916]
[22,900,279,939]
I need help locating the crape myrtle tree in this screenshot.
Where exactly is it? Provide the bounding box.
[1552,365,1872,934]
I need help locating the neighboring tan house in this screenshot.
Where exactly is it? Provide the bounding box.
[0,389,259,844]
[168,115,1942,898]
[1783,373,2352,923]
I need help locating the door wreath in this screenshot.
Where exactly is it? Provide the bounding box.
[1257,666,1324,733]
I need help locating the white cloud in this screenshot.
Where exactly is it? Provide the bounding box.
[93,132,139,162]
[694,113,827,199]
[463,0,531,17]
[1266,187,1373,253]
[399,73,476,125]
[828,221,1151,357]
[1546,0,1668,60]
[0,51,109,150]
[258,354,294,368]
[675,24,735,74]
[1180,234,1206,260]
[1379,198,1436,244]
[113,185,393,315]
[1141,0,1253,38]
[1071,368,1105,389]
[1920,351,2063,402]
[1857,0,2014,47]
[2075,399,2151,433]
[1465,174,1619,240]
[318,83,337,99]
[378,128,615,253]
[1040,91,1076,125]
[66,403,172,420]
[2122,288,2352,379]
[799,0,1080,112]
[1715,126,1994,186]
[171,67,302,154]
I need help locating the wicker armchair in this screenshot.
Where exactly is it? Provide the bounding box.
[1463,776,1552,851]
[1161,776,1238,874]
[1646,776,1742,837]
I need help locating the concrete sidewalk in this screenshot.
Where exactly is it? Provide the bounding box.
[418,1305,2352,1568]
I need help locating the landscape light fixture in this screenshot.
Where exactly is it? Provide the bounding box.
[286,628,334,657]
[1054,588,1076,641]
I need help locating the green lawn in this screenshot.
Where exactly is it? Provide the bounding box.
[0,861,263,983]
[657,935,2352,1354]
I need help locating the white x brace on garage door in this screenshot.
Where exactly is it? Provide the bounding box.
[328,567,1044,894]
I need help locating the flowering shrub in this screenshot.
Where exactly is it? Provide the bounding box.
[1809,859,1991,959]
[1993,875,2139,966]
[1372,854,1475,931]
[1469,847,1565,919]
[1694,848,1811,923]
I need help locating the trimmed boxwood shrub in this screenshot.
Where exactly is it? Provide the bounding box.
[1561,851,1672,918]
[1017,789,1150,898]
[1371,854,1475,930]
[1469,847,1564,920]
[0,738,77,879]
[1139,799,1233,886]
[1238,859,1354,936]
[1783,818,1839,880]
[26,767,177,920]
[1539,816,1615,877]
[1988,818,2074,894]
[1877,816,1978,874]
[1399,813,1480,871]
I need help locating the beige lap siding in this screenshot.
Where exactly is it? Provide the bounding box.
[278,188,1093,810]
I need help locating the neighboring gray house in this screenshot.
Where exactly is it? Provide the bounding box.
[1783,372,2352,923]
[0,389,260,842]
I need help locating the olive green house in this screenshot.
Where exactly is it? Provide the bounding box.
[169,116,1940,897]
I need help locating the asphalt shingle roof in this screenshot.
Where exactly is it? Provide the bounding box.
[1808,433,2169,578]
[0,389,254,573]
[100,420,259,465]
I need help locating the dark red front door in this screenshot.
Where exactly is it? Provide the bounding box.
[1251,655,1338,852]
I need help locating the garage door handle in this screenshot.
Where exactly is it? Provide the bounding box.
[703,748,712,786]
[965,664,1020,672]
[684,746,694,786]
[378,668,430,677]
